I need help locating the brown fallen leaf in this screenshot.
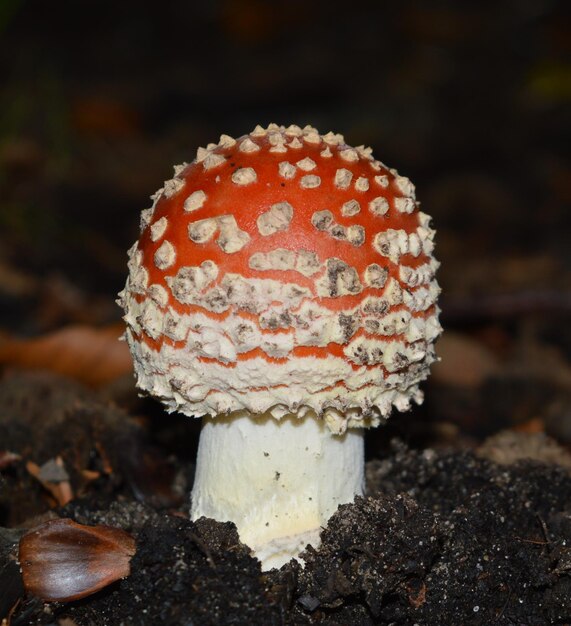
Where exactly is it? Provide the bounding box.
[432,332,500,388]
[477,431,571,471]
[71,96,141,138]
[26,457,74,507]
[0,451,22,470]
[81,469,101,482]
[0,260,38,298]
[0,324,132,387]
[19,518,136,602]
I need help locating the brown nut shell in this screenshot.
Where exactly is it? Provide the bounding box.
[19,518,136,602]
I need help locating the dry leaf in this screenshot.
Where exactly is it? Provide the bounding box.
[432,332,500,388]
[71,96,141,138]
[477,431,571,470]
[26,457,74,507]
[0,451,21,470]
[0,324,132,387]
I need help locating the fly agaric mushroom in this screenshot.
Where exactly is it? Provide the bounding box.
[118,124,441,569]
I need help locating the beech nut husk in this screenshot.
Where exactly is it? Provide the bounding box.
[19,518,136,602]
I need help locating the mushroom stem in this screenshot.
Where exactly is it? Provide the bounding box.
[190,411,364,570]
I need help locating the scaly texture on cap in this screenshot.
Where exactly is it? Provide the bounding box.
[119,124,441,433]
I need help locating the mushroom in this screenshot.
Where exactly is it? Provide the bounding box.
[118,124,441,569]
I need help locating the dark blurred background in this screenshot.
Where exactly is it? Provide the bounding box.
[0,0,569,439]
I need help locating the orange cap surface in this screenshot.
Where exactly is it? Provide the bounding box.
[119,124,441,432]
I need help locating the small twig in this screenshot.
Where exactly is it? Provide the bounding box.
[514,536,550,545]
[536,515,551,545]
[5,597,22,626]
[188,532,216,569]
[493,583,513,622]
[514,516,552,548]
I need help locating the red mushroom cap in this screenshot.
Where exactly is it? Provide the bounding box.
[119,124,441,433]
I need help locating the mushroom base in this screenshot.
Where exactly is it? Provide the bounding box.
[190,412,365,570]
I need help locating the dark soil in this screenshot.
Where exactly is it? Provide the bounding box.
[2,372,571,625]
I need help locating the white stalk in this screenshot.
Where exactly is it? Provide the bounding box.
[190,412,364,570]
